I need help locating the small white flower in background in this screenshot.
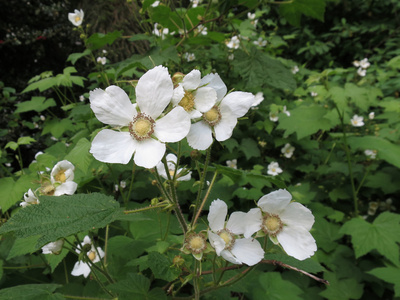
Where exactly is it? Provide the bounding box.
[120,180,126,189]
[226,36,240,49]
[96,57,107,65]
[281,143,295,158]
[380,198,396,212]
[353,60,360,67]
[156,153,192,181]
[364,149,377,159]
[256,189,317,260]
[369,112,375,120]
[40,115,45,121]
[247,12,256,20]
[207,199,264,266]
[350,114,364,127]
[50,136,58,141]
[228,53,234,61]
[197,24,208,35]
[368,201,379,216]
[267,161,282,176]
[5,162,11,167]
[190,0,202,7]
[71,236,105,278]
[89,66,190,168]
[291,65,299,74]
[42,160,78,196]
[310,91,318,97]
[79,95,85,102]
[226,159,237,169]
[269,112,279,122]
[151,0,160,7]
[68,9,84,26]
[357,68,366,77]
[102,49,107,54]
[359,58,370,69]
[184,52,196,62]
[114,184,119,192]
[153,23,169,39]
[20,189,39,208]
[253,37,267,47]
[35,151,44,159]
[42,240,64,255]
[252,92,264,107]
[283,105,290,117]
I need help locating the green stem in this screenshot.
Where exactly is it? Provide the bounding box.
[193,260,201,300]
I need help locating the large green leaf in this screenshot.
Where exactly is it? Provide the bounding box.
[67,49,92,65]
[368,266,400,297]
[279,0,326,26]
[87,31,122,50]
[64,138,93,174]
[15,97,56,113]
[252,272,304,300]
[0,174,37,212]
[0,284,63,300]
[0,193,122,248]
[319,272,364,300]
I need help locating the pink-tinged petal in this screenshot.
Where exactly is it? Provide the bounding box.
[257,189,292,215]
[230,238,265,266]
[277,227,317,260]
[71,261,91,278]
[214,105,237,142]
[172,84,185,106]
[186,121,213,150]
[182,69,201,90]
[193,87,217,112]
[154,107,190,142]
[90,129,136,164]
[221,249,242,265]
[208,199,227,232]
[280,202,315,231]
[135,66,173,119]
[54,181,78,196]
[133,138,166,169]
[89,85,136,126]
[220,91,254,118]
[200,73,227,101]
[208,230,226,256]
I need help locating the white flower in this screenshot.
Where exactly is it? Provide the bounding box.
[190,0,202,7]
[228,54,234,61]
[359,58,370,69]
[102,49,107,54]
[226,159,237,169]
[310,91,318,97]
[79,95,85,102]
[269,112,278,122]
[120,180,126,189]
[151,0,160,7]
[71,236,105,278]
[357,68,366,77]
[369,112,375,120]
[186,73,254,150]
[281,143,295,158]
[353,60,360,67]
[256,189,317,260]
[253,37,267,47]
[267,161,282,176]
[350,114,364,127]
[207,199,264,266]
[283,105,290,117]
[252,92,264,107]
[96,57,107,65]
[226,36,240,49]
[42,240,64,255]
[89,66,190,168]
[291,65,299,74]
[247,12,256,20]
[68,9,84,26]
[40,115,45,121]
[364,149,377,159]
[197,24,208,35]
[114,184,119,192]
[20,189,39,208]
[156,153,191,181]
[153,23,169,39]
[184,52,196,62]
[45,160,78,196]
[172,69,217,119]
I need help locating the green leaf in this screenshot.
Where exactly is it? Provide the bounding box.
[339,212,400,265]
[264,253,325,274]
[0,284,63,300]
[4,141,18,150]
[0,174,37,211]
[347,136,400,169]
[15,97,56,113]
[147,252,180,281]
[64,138,92,174]
[0,193,122,248]
[387,55,400,69]
[253,272,304,300]
[21,77,57,93]
[240,138,260,159]
[368,266,400,297]
[233,48,296,91]
[67,49,92,65]
[319,272,364,300]
[42,118,74,138]
[17,136,36,146]
[277,105,333,139]
[87,31,122,50]
[7,235,41,259]
[279,0,326,26]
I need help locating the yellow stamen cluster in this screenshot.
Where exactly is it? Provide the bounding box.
[218,229,235,250]
[75,16,81,23]
[54,170,67,183]
[185,233,207,254]
[42,184,55,196]
[129,113,155,141]
[88,251,96,262]
[179,91,195,112]
[262,213,283,237]
[203,106,221,126]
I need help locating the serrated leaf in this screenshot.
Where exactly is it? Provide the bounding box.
[21,77,57,93]
[339,212,400,265]
[4,141,18,150]
[17,136,36,145]
[279,0,326,26]
[319,272,364,300]
[147,252,180,281]
[254,272,304,300]
[240,138,260,159]
[87,31,122,50]
[367,266,400,297]
[67,49,91,65]
[15,97,56,113]
[0,284,63,300]
[0,193,122,248]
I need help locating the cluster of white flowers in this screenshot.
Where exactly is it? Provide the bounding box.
[89,66,255,168]
[226,36,240,49]
[247,12,258,27]
[71,236,105,278]
[364,149,377,159]
[68,9,84,27]
[310,91,318,97]
[197,24,208,36]
[96,57,107,65]
[353,58,370,77]
[153,23,169,39]
[184,52,196,62]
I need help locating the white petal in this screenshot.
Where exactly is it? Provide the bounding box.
[154,107,190,142]
[83,236,92,246]
[277,227,317,260]
[257,189,292,215]
[193,87,217,112]
[208,199,227,232]
[244,208,263,238]
[166,153,178,164]
[89,86,136,126]
[156,160,168,179]
[230,238,265,266]
[214,105,237,142]
[133,138,166,169]
[200,73,227,101]
[135,66,173,119]
[226,212,248,235]
[177,171,192,181]
[186,121,213,150]
[172,84,185,106]
[51,160,75,183]
[71,261,91,278]
[280,202,315,231]
[220,91,254,118]
[54,181,78,196]
[189,110,202,119]
[208,230,226,256]
[182,69,201,90]
[227,209,262,238]
[90,129,136,164]
[221,249,242,265]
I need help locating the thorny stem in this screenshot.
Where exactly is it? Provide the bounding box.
[124,202,168,214]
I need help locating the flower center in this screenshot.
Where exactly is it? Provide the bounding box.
[218,229,235,250]
[262,214,283,237]
[129,113,155,141]
[42,184,55,196]
[88,251,96,261]
[185,233,207,254]
[203,106,221,126]
[54,170,66,183]
[179,91,195,112]
[75,16,81,23]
